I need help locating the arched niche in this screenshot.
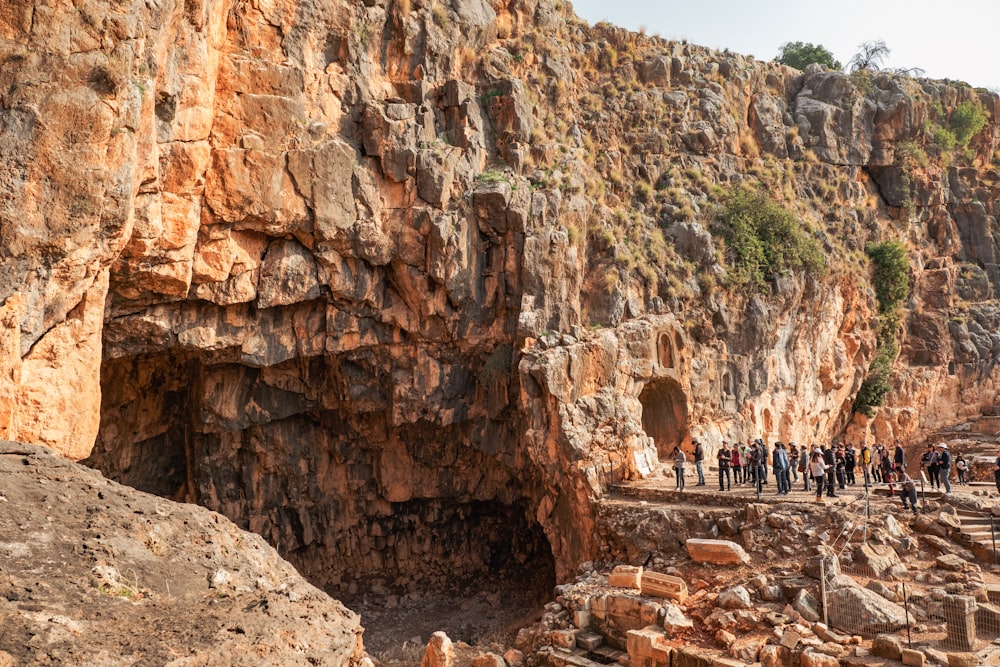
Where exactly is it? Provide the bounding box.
[638,378,689,459]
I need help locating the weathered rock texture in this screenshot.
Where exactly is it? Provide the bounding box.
[0,441,365,666]
[2,0,1000,597]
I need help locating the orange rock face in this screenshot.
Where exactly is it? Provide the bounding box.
[3,0,1000,599]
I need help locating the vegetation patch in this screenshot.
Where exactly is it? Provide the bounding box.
[713,187,826,289]
[854,241,910,415]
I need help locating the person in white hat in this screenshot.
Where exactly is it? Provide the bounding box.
[936,442,952,494]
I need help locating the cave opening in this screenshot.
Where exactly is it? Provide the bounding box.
[89,349,557,655]
[638,378,689,459]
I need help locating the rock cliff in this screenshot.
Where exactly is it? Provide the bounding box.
[1,0,999,596]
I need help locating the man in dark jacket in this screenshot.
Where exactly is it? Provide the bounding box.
[822,444,837,498]
[694,440,706,486]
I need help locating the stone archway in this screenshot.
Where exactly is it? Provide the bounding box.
[638,378,690,459]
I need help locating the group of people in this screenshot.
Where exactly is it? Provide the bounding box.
[671,438,979,513]
[917,442,967,494]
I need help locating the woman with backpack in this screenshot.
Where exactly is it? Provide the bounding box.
[956,454,969,485]
[673,446,686,491]
[809,450,827,502]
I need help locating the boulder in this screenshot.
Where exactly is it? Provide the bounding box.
[827,585,908,635]
[728,635,766,662]
[661,602,694,635]
[936,554,966,571]
[758,643,790,667]
[686,539,751,565]
[420,632,454,667]
[800,649,840,667]
[871,634,902,661]
[854,543,901,577]
[718,585,752,610]
[792,589,822,623]
[472,653,505,667]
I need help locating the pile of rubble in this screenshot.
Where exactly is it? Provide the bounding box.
[409,498,1000,667]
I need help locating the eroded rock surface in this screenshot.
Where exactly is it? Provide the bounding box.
[0,441,365,666]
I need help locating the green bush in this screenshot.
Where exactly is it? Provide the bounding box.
[866,241,911,311]
[714,187,826,289]
[853,242,910,415]
[776,41,841,71]
[950,100,987,147]
[854,330,899,416]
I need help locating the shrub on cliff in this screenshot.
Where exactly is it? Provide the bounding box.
[950,100,987,148]
[854,241,910,415]
[867,240,911,311]
[714,187,826,289]
[776,41,841,71]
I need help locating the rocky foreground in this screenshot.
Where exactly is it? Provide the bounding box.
[0,440,367,666]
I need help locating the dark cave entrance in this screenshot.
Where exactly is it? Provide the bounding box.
[638,378,689,459]
[89,350,558,652]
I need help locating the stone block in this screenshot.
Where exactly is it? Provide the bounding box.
[901,647,925,667]
[609,565,643,589]
[944,596,977,652]
[779,630,800,649]
[472,653,505,667]
[640,571,688,603]
[626,626,665,660]
[985,583,1000,605]
[799,650,839,667]
[576,631,604,651]
[685,538,751,565]
[573,610,591,630]
[947,653,979,667]
[936,554,967,571]
[759,644,792,667]
[727,636,765,662]
[975,601,1000,637]
[871,634,902,661]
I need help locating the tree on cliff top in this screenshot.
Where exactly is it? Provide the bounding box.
[776,41,841,71]
[848,40,890,73]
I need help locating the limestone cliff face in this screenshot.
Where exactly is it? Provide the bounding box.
[2,0,999,591]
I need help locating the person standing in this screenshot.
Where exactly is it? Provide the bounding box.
[731,444,742,485]
[789,443,799,487]
[718,442,732,491]
[673,446,686,491]
[927,445,940,490]
[750,441,765,495]
[760,439,770,485]
[835,445,847,490]
[861,443,872,487]
[994,448,1000,495]
[773,442,789,495]
[920,444,933,483]
[810,450,827,502]
[822,444,837,498]
[899,469,919,515]
[956,454,968,485]
[799,445,810,492]
[893,440,905,472]
[694,440,706,486]
[937,443,952,494]
[845,444,857,486]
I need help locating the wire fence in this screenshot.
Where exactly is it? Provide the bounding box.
[805,484,1000,654]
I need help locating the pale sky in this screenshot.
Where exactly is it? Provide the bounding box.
[569,0,999,91]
